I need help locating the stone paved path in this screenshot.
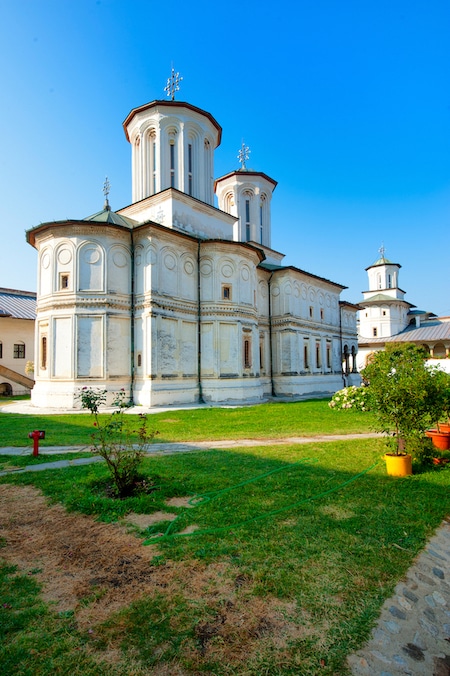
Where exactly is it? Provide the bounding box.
[347,517,450,675]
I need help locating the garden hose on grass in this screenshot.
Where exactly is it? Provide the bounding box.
[143,458,379,544]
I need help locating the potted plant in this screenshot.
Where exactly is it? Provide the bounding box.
[425,368,450,450]
[361,344,438,476]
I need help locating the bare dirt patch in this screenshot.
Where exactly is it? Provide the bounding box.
[124,511,177,529]
[0,484,314,672]
[165,496,196,508]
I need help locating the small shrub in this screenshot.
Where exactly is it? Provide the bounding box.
[77,388,158,498]
[328,386,369,412]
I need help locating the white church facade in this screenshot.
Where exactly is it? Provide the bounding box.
[26,84,360,409]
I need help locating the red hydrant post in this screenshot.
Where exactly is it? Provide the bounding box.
[28,430,45,457]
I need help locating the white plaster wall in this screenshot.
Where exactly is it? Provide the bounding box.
[0,317,35,394]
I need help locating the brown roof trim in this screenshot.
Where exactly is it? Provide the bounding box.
[214,170,277,191]
[26,219,131,248]
[340,300,362,310]
[122,100,222,144]
[269,265,347,290]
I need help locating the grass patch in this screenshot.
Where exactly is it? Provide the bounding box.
[0,433,449,674]
[0,398,375,447]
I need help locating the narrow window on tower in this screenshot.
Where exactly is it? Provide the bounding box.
[188,143,193,196]
[373,327,378,337]
[152,140,157,194]
[260,204,263,243]
[170,141,175,188]
[245,198,251,241]
[316,341,322,368]
[304,342,309,369]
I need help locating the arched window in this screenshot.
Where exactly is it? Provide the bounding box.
[245,198,251,241]
[170,140,176,188]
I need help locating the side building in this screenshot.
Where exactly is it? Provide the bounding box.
[26,94,360,409]
[0,288,36,395]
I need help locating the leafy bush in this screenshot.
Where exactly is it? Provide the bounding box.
[77,388,157,498]
[328,386,369,411]
[361,343,441,455]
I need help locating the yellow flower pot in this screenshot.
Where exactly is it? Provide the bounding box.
[384,453,412,477]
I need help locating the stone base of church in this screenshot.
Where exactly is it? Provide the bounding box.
[30,379,132,410]
[272,373,352,399]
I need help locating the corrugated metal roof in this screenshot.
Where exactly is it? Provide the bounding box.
[359,319,450,345]
[0,288,36,320]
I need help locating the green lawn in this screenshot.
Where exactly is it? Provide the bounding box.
[0,402,449,675]
[0,398,375,447]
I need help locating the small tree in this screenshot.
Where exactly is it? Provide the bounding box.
[361,343,440,455]
[77,388,157,497]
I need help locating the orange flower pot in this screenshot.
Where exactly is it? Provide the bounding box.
[384,453,412,477]
[425,430,450,451]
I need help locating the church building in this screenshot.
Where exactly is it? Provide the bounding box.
[357,250,450,371]
[26,74,360,409]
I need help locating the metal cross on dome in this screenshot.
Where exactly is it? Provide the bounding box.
[103,176,111,208]
[379,243,386,257]
[164,68,183,100]
[237,140,250,170]
[103,177,110,200]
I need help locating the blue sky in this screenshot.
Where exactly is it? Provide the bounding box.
[1,0,449,315]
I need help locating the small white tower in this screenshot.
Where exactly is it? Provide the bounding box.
[359,247,412,339]
[214,141,277,246]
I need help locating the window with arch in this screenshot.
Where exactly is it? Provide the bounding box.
[0,342,2,359]
[245,197,251,241]
[316,341,322,368]
[224,192,234,214]
[326,341,332,369]
[259,194,267,244]
[14,342,25,359]
[149,130,157,194]
[170,140,176,188]
[188,143,193,195]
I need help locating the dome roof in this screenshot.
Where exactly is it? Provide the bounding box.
[83,204,138,228]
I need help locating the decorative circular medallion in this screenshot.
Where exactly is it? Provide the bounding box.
[83,247,100,264]
[164,253,176,270]
[41,253,50,269]
[326,295,331,308]
[113,251,127,268]
[272,286,280,297]
[200,262,212,276]
[294,285,300,298]
[222,264,233,278]
[241,266,249,281]
[301,284,307,299]
[319,293,324,305]
[309,290,315,302]
[58,248,72,265]
[184,260,194,275]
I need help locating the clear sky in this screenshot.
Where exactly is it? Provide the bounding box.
[1,0,449,315]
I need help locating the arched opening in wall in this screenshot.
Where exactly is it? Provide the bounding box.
[245,195,251,241]
[315,341,322,369]
[326,341,332,370]
[351,345,357,372]
[421,344,431,356]
[224,192,234,215]
[433,342,446,358]
[0,382,12,396]
[0,341,2,359]
[149,129,157,195]
[342,344,350,375]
